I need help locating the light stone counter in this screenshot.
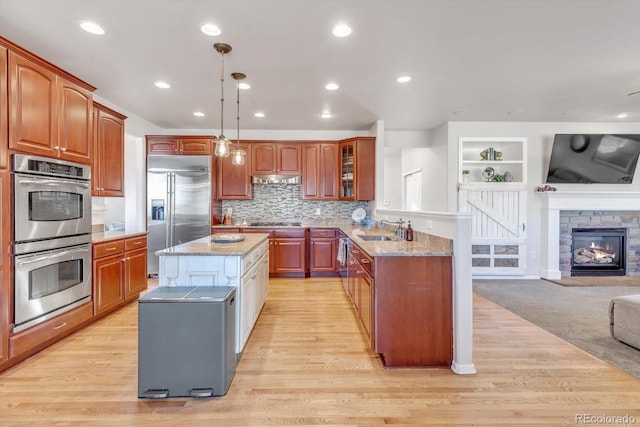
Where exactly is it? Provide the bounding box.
[155,233,270,256]
[340,225,452,257]
[211,224,452,257]
[91,230,147,243]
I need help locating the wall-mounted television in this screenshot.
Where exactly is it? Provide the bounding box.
[545,134,640,184]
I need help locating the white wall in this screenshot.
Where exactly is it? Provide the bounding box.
[383,152,402,209]
[447,121,640,278]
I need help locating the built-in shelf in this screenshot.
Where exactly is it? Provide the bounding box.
[459,137,527,184]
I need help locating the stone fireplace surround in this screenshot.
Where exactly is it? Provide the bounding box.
[540,192,640,279]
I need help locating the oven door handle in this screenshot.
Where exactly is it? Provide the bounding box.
[17,248,90,265]
[17,178,90,188]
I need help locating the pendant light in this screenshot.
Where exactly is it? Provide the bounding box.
[213,43,232,157]
[231,72,247,165]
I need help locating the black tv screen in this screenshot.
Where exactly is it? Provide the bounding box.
[546,134,640,184]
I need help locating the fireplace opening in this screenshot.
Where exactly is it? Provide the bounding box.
[571,228,626,276]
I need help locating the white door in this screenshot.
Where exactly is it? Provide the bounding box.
[459,183,527,275]
[404,170,422,211]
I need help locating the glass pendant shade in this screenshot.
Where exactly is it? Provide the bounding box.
[213,43,232,158]
[214,135,230,157]
[231,147,246,165]
[231,71,247,166]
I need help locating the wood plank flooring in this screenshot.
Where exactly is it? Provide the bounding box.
[1,278,639,426]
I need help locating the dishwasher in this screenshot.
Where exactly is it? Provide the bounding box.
[138,286,236,398]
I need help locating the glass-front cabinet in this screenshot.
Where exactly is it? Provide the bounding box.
[339,141,355,199]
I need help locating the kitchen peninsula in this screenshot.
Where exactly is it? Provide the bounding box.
[155,233,270,354]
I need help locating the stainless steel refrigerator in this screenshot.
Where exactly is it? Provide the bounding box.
[147,155,211,277]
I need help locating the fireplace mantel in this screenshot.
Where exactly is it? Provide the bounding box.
[539,191,640,279]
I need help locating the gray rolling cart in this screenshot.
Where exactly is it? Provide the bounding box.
[138,286,236,398]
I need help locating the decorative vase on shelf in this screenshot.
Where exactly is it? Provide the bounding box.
[482,167,495,182]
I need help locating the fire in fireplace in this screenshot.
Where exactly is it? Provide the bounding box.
[571,228,626,276]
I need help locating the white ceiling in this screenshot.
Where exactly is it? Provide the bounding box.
[2,0,640,132]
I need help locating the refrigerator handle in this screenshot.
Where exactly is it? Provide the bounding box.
[166,173,175,247]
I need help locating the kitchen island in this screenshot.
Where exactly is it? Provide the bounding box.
[155,233,270,354]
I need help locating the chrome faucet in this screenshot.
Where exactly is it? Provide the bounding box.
[380,218,405,239]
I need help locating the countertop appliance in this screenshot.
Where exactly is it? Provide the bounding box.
[147,155,211,277]
[12,154,92,333]
[138,286,236,398]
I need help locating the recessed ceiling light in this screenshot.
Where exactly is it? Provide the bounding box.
[239,82,251,90]
[193,112,205,117]
[396,75,412,83]
[200,23,222,36]
[617,112,629,119]
[321,112,332,119]
[325,83,339,91]
[332,24,352,37]
[254,112,265,118]
[154,81,171,89]
[80,21,105,35]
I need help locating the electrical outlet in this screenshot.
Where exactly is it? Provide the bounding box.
[530,251,536,258]
[425,220,433,229]
[383,200,390,206]
[315,208,321,215]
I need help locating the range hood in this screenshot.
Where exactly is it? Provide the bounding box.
[251,174,301,184]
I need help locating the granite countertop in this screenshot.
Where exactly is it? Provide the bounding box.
[341,225,452,257]
[155,233,270,256]
[91,229,148,243]
[212,223,453,257]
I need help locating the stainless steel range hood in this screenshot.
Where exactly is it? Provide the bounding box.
[251,175,301,184]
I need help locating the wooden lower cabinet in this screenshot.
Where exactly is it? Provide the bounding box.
[345,242,453,367]
[93,236,147,317]
[309,228,337,275]
[272,228,308,277]
[374,256,452,367]
[9,302,93,359]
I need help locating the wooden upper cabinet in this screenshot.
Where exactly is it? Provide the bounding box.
[58,79,93,163]
[251,142,301,175]
[93,102,126,196]
[0,46,8,170]
[9,52,58,157]
[339,137,375,201]
[217,143,252,199]
[302,143,338,200]
[146,135,212,155]
[8,51,93,164]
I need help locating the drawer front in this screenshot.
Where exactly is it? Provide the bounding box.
[125,236,147,251]
[351,245,374,276]
[241,227,274,236]
[274,228,306,238]
[310,228,336,238]
[93,240,125,258]
[10,302,93,358]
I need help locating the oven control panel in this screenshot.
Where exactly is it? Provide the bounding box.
[12,154,90,180]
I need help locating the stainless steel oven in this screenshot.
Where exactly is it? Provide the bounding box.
[13,237,92,332]
[13,154,91,243]
[12,154,92,333]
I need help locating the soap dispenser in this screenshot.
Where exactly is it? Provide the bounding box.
[405,221,414,241]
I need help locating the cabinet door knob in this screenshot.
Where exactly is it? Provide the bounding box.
[60,147,67,152]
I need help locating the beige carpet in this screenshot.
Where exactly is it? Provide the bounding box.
[545,276,640,287]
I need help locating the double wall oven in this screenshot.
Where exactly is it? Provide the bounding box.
[12,154,92,333]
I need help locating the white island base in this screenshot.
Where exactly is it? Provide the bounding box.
[155,234,270,355]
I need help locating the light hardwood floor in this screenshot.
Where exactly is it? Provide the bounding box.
[1,278,639,426]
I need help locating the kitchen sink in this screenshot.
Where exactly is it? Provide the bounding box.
[358,235,395,241]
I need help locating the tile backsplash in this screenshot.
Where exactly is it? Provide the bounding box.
[221,184,371,222]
